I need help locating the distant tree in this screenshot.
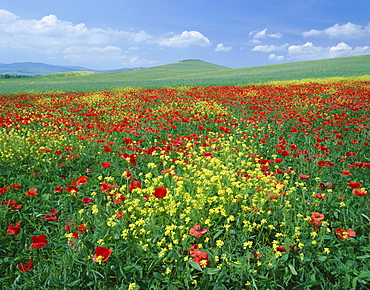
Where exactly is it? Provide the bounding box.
[0,74,31,79]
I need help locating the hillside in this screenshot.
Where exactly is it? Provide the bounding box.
[1,56,370,94]
[0,62,143,76]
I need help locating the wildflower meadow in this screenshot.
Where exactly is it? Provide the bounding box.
[0,79,369,289]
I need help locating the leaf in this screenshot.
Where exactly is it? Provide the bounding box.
[213,229,224,240]
[189,260,203,272]
[359,271,370,279]
[317,256,327,262]
[288,264,297,275]
[357,255,370,259]
[153,272,164,280]
[281,252,289,263]
[206,268,221,275]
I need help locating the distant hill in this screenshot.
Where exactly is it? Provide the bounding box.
[1,56,370,94]
[0,62,144,76]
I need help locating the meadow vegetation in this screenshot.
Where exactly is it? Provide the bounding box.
[0,78,369,289]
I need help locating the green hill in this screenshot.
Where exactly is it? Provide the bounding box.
[1,56,370,94]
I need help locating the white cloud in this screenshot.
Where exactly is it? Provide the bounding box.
[0,9,152,51]
[214,43,233,52]
[303,22,370,39]
[269,54,285,61]
[158,31,211,48]
[249,28,282,43]
[252,44,288,52]
[287,41,370,60]
[0,9,18,23]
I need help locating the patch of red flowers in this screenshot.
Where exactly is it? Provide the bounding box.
[352,188,368,197]
[335,228,356,241]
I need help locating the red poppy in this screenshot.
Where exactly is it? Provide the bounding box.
[82,197,93,205]
[346,181,362,188]
[25,188,38,197]
[42,209,58,222]
[335,228,356,241]
[189,224,208,238]
[18,258,34,272]
[311,212,325,221]
[116,211,123,219]
[187,244,210,268]
[2,200,22,210]
[101,162,111,168]
[7,222,21,235]
[92,246,113,262]
[54,186,64,193]
[29,234,48,249]
[352,188,368,197]
[298,174,310,179]
[129,180,142,191]
[153,187,167,198]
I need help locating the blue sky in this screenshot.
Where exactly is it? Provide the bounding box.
[1,0,369,69]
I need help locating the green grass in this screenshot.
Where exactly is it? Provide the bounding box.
[1,55,370,94]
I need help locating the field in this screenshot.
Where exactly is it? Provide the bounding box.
[1,55,370,94]
[0,77,369,289]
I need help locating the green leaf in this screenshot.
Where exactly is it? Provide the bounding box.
[206,268,221,275]
[153,272,164,280]
[317,256,327,262]
[189,260,203,272]
[357,255,370,259]
[359,271,370,279]
[213,229,224,240]
[288,264,297,275]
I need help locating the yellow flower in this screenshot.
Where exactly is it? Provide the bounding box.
[323,248,330,254]
[216,240,224,248]
[128,282,137,290]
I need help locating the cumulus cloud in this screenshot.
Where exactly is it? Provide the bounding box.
[287,42,370,60]
[252,44,288,52]
[158,31,211,48]
[249,28,282,43]
[303,22,370,39]
[269,54,285,61]
[252,39,370,62]
[214,43,233,52]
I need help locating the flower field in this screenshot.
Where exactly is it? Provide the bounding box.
[0,80,369,289]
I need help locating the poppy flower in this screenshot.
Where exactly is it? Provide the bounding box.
[82,197,93,205]
[352,188,368,197]
[187,244,210,268]
[101,162,111,168]
[347,181,362,188]
[54,186,64,193]
[42,209,58,222]
[311,212,325,221]
[2,200,22,210]
[129,180,142,191]
[189,224,208,238]
[92,246,113,263]
[152,187,167,198]
[25,188,38,197]
[7,222,21,235]
[298,174,310,179]
[29,234,48,249]
[335,228,356,241]
[18,258,34,272]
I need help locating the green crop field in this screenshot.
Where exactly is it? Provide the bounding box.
[1,55,370,94]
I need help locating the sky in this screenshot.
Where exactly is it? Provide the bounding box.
[1,0,370,69]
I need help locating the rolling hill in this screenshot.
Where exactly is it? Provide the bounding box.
[1,56,370,94]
